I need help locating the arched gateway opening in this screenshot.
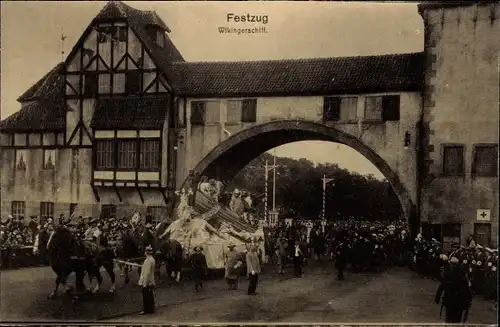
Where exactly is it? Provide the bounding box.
[183,120,418,237]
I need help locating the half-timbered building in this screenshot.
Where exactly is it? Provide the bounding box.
[1,1,498,247]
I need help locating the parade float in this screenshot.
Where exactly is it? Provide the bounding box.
[162,188,265,269]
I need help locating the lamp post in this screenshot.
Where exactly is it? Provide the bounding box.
[264,149,279,223]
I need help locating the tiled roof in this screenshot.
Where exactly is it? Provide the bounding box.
[418,1,492,11]
[0,100,67,132]
[17,63,65,102]
[170,52,424,97]
[90,97,169,130]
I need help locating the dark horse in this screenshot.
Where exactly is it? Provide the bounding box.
[118,227,144,284]
[34,226,89,299]
[155,237,184,282]
[84,233,117,294]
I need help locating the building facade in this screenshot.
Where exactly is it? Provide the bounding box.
[419,3,499,249]
[0,2,498,246]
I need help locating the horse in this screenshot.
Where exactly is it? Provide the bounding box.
[117,227,144,284]
[83,232,117,294]
[34,226,90,299]
[155,236,184,283]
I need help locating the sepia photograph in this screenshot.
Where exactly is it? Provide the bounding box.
[0,0,498,324]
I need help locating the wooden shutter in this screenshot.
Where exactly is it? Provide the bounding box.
[365,96,383,121]
[242,99,257,122]
[443,146,464,175]
[339,97,358,121]
[227,100,243,123]
[382,95,400,121]
[323,97,340,121]
[473,145,498,176]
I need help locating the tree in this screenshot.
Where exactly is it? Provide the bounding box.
[229,152,402,221]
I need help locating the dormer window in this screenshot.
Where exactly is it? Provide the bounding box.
[147,26,165,48]
[97,25,128,43]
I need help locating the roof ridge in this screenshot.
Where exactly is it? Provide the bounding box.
[171,52,424,66]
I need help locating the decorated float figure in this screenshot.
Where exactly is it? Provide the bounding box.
[230,189,246,219]
[163,187,265,269]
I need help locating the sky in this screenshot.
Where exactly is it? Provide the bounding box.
[0,1,424,179]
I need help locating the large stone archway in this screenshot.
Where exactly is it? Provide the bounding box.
[183,120,418,236]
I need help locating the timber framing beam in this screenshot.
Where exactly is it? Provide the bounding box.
[136,186,145,204]
[114,186,123,203]
[91,185,101,202]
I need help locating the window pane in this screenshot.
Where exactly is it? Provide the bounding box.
[96,140,114,169]
[205,101,221,123]
[40,202,55,221]
[191,102,205,124]
[126,71,141,94]
[140,140,160,170]
[323,97,340,121]
[474,146,498,176]
[365,96,383,121]
[84,74,98,95]
[11,201,26,220]
[117,140,136,169]
[443,146,464,175]
[382,95,400,121]
[242,99,257,122]
[339,97,357,121]
[227,100,242,123]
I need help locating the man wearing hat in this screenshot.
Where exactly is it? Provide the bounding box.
[190,246,208,292]
[225,243,242,290]
[138,245,156,314]
[435,256,473,323]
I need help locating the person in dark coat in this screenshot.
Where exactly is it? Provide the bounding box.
[189,246,208,292]
[435,256,473,323]
[292,239,304,277]
[335,241,348,280]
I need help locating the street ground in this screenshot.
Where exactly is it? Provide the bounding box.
[1,262,497,324]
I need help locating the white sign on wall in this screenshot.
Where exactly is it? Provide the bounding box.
[477,209,491,221]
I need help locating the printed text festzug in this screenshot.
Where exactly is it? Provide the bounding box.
[227,13,268,25]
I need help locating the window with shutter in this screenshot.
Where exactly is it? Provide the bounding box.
[442,145,464,176]
[323,97,340,121]
[242,99,257,122]
[382,95,400,121]
[205,101,221,124]
[227,100,243,123]
[339,97,358,121]
[365,96,383,121]
[191,102,206,125]
[472,145,498,177]
[117,26,128,42]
